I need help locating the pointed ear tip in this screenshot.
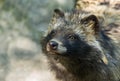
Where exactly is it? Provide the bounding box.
[53,9,64,17]
[89,14,98,19]
[54,9,60,13]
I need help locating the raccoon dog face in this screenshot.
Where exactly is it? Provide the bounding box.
[45,28,91,57]
[41,9,108,64]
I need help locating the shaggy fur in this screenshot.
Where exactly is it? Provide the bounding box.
[41,1,120,81]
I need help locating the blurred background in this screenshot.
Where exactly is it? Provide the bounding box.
[0,0,74,81]
[0,0,119,81]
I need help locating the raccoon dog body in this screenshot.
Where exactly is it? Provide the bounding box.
[41,9,120,81]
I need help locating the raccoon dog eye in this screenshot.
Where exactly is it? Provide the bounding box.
[50,30,56,36]
[67,34,78,40]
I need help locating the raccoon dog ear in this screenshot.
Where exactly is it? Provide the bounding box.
[81,15,100,35]
[54,9,65,18]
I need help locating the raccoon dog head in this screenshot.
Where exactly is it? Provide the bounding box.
[41,9,108,64]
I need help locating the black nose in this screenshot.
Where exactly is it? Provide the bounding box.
[49,41,58,50]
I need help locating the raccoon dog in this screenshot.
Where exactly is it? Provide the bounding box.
[41,9,120,81]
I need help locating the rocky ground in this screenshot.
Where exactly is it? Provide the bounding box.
[0,0,119,81]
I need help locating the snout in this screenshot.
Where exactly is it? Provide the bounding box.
[46,39,67,54]
[49,41,58,50]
